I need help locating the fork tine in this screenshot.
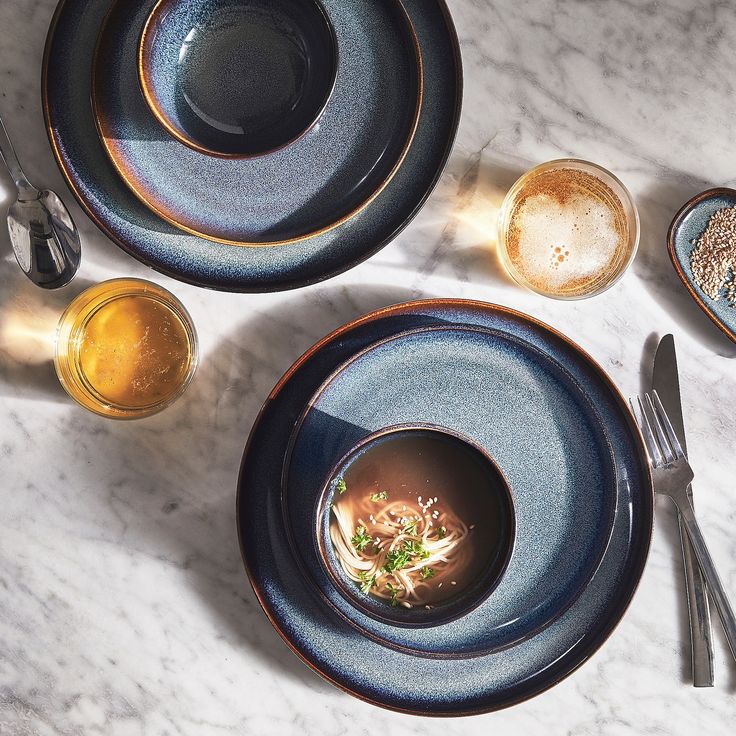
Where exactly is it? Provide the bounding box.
[652,390,687,460]
[630,396,663,466]
[645,392,675,464]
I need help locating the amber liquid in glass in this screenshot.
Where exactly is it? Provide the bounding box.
[499,161,638,299]
[55,279,197,418]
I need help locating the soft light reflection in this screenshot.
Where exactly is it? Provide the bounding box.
[454,197,502,246]
[0,305,59,365]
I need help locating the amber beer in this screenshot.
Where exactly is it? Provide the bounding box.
[498,160,639,299]
[54,279,198,418]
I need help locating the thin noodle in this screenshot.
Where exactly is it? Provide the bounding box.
[329,492,471,609]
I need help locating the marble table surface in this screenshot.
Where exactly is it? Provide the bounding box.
[1,0,735,733]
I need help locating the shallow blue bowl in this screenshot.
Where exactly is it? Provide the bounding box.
[139,0,338,158]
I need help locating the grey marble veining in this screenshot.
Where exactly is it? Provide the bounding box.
[1,0,735,733]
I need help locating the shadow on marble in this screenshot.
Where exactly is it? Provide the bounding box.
[0,257,96,402]
[634,177,736,358]
[64,283,419,690]
[373,149,525,291]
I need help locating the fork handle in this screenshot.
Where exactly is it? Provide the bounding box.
[677,499,736,661]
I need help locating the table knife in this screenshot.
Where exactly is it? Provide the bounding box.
[652,334,714,687]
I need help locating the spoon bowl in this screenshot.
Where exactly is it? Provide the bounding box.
[7,191,81,289]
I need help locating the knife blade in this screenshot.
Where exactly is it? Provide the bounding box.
[653,334,714,687]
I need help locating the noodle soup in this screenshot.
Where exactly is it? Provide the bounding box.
[319,425,514,626]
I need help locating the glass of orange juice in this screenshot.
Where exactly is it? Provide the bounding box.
[54,278,198,419]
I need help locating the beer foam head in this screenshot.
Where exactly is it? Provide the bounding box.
[504,168,629,296]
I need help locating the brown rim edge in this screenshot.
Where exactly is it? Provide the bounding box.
[666,187,736,345]
[92,0,424,248]
[236,297,655,717]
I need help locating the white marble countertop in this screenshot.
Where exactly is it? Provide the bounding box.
[1,0,735,733]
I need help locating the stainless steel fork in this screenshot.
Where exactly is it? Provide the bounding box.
[631,391,736,662]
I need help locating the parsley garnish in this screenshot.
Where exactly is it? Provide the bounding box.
[420,567,436,580]
[385,582,402,606]
[370,490,389,502]
[437,526,447,539]
[403,539,430,559]
[358,571,377,593]
[402,518,419,535]
[382,549,411,572]
[351,526,372,552]
[335,477,347,494]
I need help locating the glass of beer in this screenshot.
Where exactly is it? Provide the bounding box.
[54,278,198,419]
[497,159,639,299]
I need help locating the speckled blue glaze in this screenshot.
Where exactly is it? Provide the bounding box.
[238,301,653,715]
[668,188,736,343]
[141,0,337,158]
[44,0,454,290]
[284,325,616,655]
[92,0,419,244]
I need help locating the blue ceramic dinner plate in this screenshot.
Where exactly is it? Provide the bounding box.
[238,300,653,715]
[668,187,736,344]
[43,0,460,291]
[283,325,617,657]
[93,0,421,245]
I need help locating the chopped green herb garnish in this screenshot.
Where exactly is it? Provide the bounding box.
[385,582,402,606]
[382,549,411,573]
[403,539,430,559]
[402,518,419,535]
[437,526,447,539]
[358,571,377,594]
[351,525,372,552]
[370,490,389,502]
[335,477,347,494]
[420,567,436,580]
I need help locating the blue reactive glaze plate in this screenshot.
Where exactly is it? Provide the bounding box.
[43,0,459,291]
[238,300,653,715]
[93,0,421,245]
[283,325,617,657]
[668,188,736,344]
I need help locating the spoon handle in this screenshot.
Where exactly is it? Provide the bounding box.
[0,114,38,200]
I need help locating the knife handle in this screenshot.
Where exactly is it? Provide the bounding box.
[677,499,714,686]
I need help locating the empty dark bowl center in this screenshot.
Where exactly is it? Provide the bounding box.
[141,0,337,157]
[316,425,516,628]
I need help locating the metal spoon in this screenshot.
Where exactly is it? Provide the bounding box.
[0,114,80,288]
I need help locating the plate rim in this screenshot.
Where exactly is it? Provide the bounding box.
[90,0,425,247]
[41,0,462,292]
[667,186,736,345]
[237,298,654,716]
[280,322,620,658]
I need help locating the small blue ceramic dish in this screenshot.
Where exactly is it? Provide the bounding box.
[316,424,516,628]
[139,0,338,159]
[668,187,736,344]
